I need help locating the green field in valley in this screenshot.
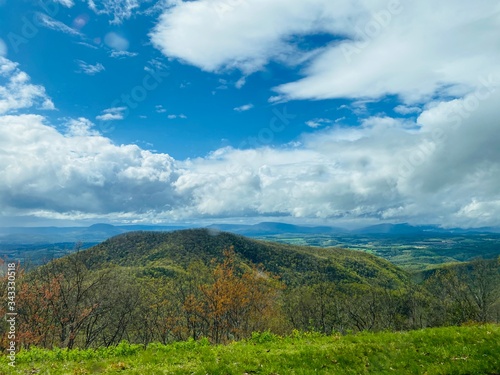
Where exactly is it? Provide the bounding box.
[257,233,500,271]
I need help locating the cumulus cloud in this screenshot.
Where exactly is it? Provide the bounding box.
[0,57,55,114]
[170,89,500,226]
[394,105,422,115]
[3,14,500,228]
[65,117,100,136]
[150,0,325,74]
[151,0,500,103]
[75,60,105,75]
[2,83,500,227]
[0,115,180,218]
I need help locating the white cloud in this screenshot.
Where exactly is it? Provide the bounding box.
[2,21,500,228]
[167,114,187,119]
[144,58,168,74]
[216,78,228,90]
[235,76,246,89]
[36,13,82,36]
[268,95,284,104]
[141,0,175,17]
[178,84,498,226]
[338,100,375,116]
[77,42,98,49]
[96,106,127,121]
[305,118,332,128]
[88,0,141,24]
[156,105,187,119]
[0,115,179,217]
[54,0,74,7]
[233,103,254,112]
[151,0,500,104]
[96,113,122,121]
[65,117,100,136]
[76,60,105,75]
[110,50,138,58]
[2,84,500,227]
[394,105,422,115]
[150,0,325,74]
[0,57,55,114]
[155,105,167,113]
[169,91,500,226]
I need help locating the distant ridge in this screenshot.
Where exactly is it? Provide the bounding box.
[206,222,347,235]
[351,223,500,235]
[0,224,188,244]
[352,223,430,235]
[1,222,499,244]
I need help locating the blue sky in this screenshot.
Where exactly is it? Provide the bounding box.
[0,0,361,159]
[0,0,499,228]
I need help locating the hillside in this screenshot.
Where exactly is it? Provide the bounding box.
[80,228,408,287]
[4,229,499,351]
[4,223,500,272]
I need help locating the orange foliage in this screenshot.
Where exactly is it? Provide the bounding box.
[187,247,283,343]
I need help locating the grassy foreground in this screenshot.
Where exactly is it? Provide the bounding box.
[1,325,499,375]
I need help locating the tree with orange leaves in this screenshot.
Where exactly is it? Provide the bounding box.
[193,247,284,343]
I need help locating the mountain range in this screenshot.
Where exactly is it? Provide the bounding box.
[1,222,500,245]
[68,228,409,288]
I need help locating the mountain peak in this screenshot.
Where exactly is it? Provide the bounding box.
[80,229,407,287]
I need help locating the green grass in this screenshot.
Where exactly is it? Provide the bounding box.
[1,325,499,374]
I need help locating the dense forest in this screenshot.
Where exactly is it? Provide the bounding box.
[1,229,499,350]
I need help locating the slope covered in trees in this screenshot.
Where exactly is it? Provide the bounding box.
[0,229,498,351]
[81,228,408,287]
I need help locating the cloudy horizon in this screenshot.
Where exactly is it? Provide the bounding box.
[0,0,499,228]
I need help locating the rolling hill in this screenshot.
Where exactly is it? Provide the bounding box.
[11,229,499,352]
[77,228,408,287]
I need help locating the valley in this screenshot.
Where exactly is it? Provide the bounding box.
[2,222,500,271]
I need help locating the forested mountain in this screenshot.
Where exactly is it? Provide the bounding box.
[81,229,408,287]
[1,229,498,351]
